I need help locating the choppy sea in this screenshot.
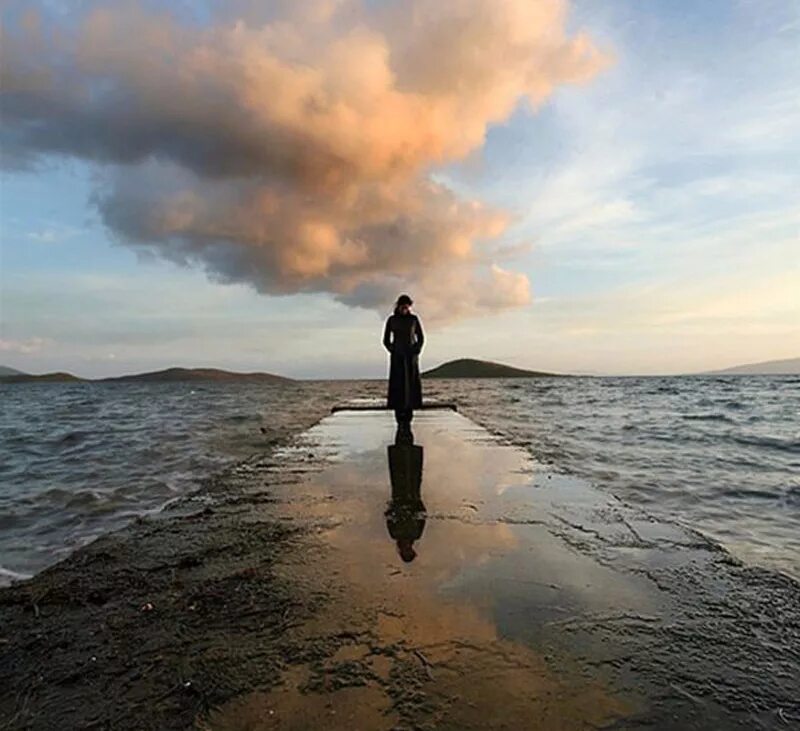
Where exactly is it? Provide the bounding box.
[1,376,798,584]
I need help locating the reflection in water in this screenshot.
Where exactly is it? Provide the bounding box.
[203,413,640,729]
[385,426,426,562]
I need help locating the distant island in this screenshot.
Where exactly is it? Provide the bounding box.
[0,366,291,384]
[0,365,27,377]
[5,356,795,383]
[102,367,290,384]
[423,358,561,378]
[708,357,800,375]
[0,371,82,383]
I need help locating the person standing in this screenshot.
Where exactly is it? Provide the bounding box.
[382,294,424,425]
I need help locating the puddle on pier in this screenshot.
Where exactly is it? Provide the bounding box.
[205,410,672,729]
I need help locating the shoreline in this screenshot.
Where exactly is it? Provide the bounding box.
[0,433,326,730]
[455,403,800,584]
[2,408,798,729]
[0,382,361,588]
[3,377,797,584]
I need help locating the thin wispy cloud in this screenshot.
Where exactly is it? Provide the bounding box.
[0,337,51,354]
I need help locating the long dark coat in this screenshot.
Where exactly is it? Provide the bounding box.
[383,313,424,410]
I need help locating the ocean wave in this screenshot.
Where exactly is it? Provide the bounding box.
[56,430,91,449]
[0,564,33,587]
[716,486,783,501]
[731,434,800,453]
[682,413,735,423]
[224,413,256,423]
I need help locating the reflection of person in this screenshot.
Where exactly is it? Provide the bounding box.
[382,294,424,425]
[386,427,425,562]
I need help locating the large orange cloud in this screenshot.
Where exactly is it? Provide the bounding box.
[1,0,608,320]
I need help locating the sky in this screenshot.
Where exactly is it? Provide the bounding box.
[1,0,798,378]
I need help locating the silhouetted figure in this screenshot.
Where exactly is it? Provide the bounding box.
[385,427,425,563]
[383,294,424,425]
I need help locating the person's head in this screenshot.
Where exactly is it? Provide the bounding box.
[394,294,413,315]
[396,538,417,563]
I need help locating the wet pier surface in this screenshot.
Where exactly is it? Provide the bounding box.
[209,409,799,730]
[2,409,798,730]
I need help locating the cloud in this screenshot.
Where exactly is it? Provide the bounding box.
[0,0,607,320]
[25,223,83,244]
[0,337,51,353]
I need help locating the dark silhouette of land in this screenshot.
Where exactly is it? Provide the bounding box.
[0,371,82,383]
[423,358,561,378]
[0,367,291,384]
[4,355,797,383]
[708,356,800,375]
[2,360,562,383]
[0,365,25,377]
[102,367,290,383]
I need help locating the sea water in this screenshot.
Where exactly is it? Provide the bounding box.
[1,376,797,583]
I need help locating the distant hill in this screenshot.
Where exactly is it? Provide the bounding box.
[423,358,561,378]
[101,367,291,383]
[709,357,800,375]
[0,365,27,377]
[0,371,83,383]
[1,366,292,384]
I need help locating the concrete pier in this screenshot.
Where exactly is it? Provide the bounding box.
[1,409,798,730]
[207,409,800,730]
